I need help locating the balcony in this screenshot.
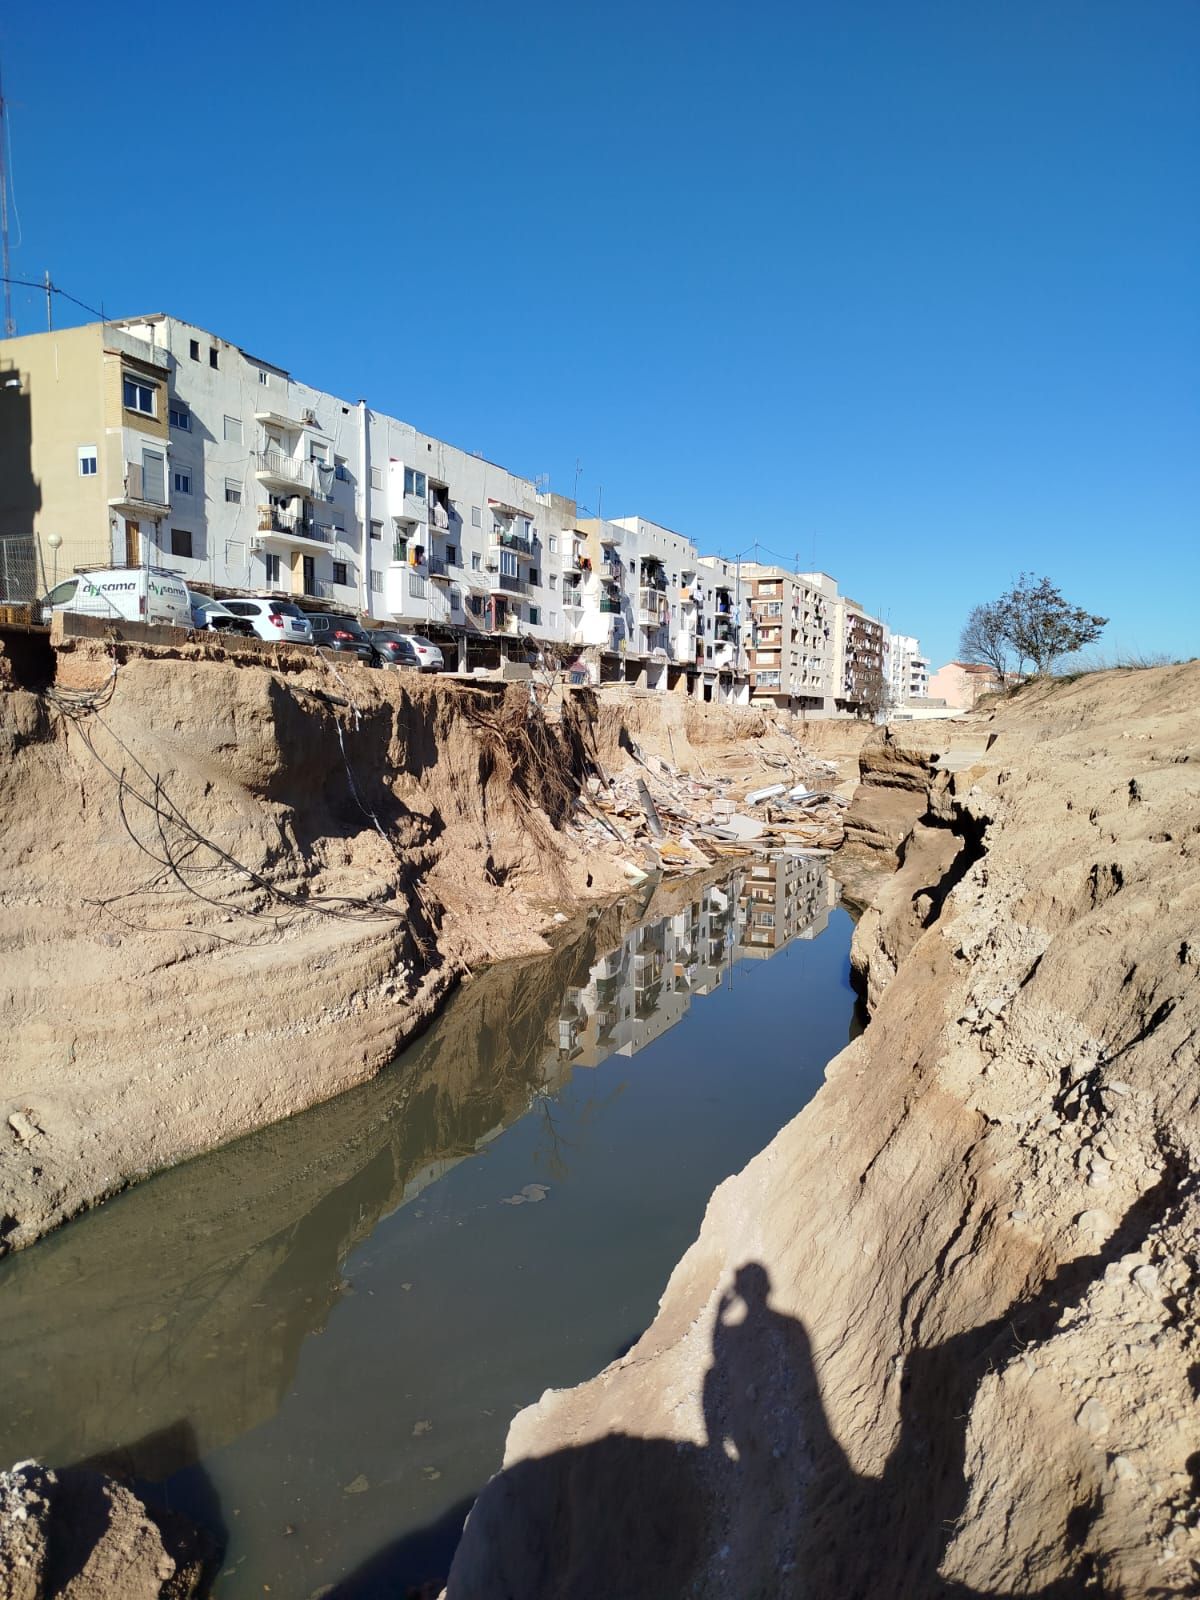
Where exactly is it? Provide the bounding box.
[254,452,317,495]
[489,528,532,557]
[109,461,170,515]
[253,408,305,432]
[599,596,623,615]
[713,617,737,641]
[255,507,332,547]
[489,569,529,596]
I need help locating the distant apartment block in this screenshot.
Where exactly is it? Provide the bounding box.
[886,632,930,704]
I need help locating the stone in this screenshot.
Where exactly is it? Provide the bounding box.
[1076,1398,1110,1436]
[1132,1265,1160,1299]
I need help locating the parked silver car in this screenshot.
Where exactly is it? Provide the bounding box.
[392,633,444,672]
[219,597,314,644]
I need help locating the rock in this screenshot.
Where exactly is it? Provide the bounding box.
[0,1461,214,1597]
[1076,1398,1110,1436]
[1076,1209,1112,1237]
[6,1111,40,1145]
[1132,1265,1160,1299]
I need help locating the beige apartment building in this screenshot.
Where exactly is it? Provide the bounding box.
[0,322,176,584]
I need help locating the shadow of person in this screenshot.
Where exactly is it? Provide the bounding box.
[439,1217,1151,1600]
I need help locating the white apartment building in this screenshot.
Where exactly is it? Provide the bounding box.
[885,632,930,703]
[2,312,897,713]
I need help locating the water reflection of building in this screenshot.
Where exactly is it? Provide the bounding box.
[736,854,835,957]
[554,859,835,1072]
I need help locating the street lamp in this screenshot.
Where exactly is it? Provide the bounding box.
[46,532,62,587]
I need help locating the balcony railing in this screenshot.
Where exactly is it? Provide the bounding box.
[490,570,529,595]
[254,451,316,493]
[257,507,331,543]
[490,529,532,556]
[599,597,623,615]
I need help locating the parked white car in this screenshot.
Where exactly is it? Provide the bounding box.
[39,567,192,628]
[394,634,444,672]
[218,597,314,644]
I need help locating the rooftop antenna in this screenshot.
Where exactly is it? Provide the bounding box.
[0,66,15,337]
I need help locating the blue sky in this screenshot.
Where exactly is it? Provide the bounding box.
[4,1,1196,665]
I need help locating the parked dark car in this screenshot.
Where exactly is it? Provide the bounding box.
[188,594,256,637]
[305,611,379,665]
[368,629,423,669]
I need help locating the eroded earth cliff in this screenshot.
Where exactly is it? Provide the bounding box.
[446,664,1200,1598]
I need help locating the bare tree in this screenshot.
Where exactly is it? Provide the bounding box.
[958,602,1010,682]
[1002,573,1108,676]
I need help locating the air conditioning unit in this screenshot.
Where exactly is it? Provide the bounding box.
[301,408,319,425]
[249,536,265,552]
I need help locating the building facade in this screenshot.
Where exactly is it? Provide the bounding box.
[1,312,909,714]
[885,632,930,704]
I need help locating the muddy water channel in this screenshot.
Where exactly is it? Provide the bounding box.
[0,863,856,1597]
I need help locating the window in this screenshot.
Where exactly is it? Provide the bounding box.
[310,444,329,465]
[370,466,382,491]
[189,338,200,361]
[335,458,350,482]
[369,569,382,594]
[209,347,219,369]
[258,369,269,387]
[123,375,156,415]
[471,552,481,571]
[173,468,191,495]
[332,561,349,586]
[223,415,243,445]
[408,573,423,599]
[369,520,382,541]
[549,575,557,591]
[528,606,540,626]
[471,505,481,527]
[499,550,518,578]
[403,466,426,499]
[393,536,407,563]
[45,579,79,607]
[549,534,558,553]
[264,552,281,585]
[522,519,532,539]
[446,543,456,565]
[224,478,242,504]
[169,403,191,431]
[170,528,193,558]
[549,612,558,629]
[529,569,540,587]
[77,446,97,477]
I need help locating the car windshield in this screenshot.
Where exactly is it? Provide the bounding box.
[407,636,436,650]
[269,603,305,618]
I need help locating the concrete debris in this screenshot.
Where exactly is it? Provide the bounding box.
[573,744,849,873]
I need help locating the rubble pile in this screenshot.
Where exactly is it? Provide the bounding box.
[568,736,848,881]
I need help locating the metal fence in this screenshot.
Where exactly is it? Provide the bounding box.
[0,534,38,604]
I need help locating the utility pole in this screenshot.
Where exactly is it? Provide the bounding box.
[0,67,15,338]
